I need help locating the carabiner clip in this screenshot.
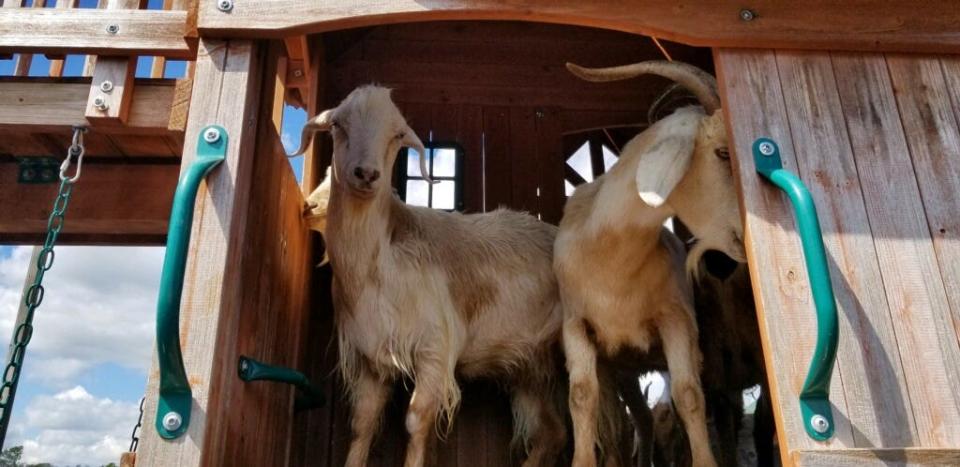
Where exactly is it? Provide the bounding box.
[60,126,87,184]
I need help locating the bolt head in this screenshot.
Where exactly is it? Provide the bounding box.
[203,128,221,143]
[293,69,303,77]
[100,81,114,93]
[810,414,830,434]
[739,9,756,21]
[758,141,775,156]
[217,0,233,11]
[162,411,183,432]
[106,24,119,34]
[93,96,109,111]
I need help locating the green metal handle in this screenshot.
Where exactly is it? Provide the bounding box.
[155,126,227,439]
[238,356,325,411]
[753,138,838,441]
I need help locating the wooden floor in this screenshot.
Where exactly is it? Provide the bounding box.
[718,50,960,466]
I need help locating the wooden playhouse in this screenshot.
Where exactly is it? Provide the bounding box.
[1,1,960,466]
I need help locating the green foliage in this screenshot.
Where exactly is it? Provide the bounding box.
[0,445,22,467]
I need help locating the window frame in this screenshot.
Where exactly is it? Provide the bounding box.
[394,141,466,212]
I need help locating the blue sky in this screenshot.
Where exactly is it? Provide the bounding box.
[0,0,305,460]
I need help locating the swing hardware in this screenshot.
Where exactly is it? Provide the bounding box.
[753,138,839,442]
[238,356,325,411]
[17,158,60,184]
[155,125,227,439]
[0,127,86,448]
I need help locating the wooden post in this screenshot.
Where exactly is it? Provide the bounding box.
[84,0,144,125]
[0,246,42,443]
[136,38,265,465]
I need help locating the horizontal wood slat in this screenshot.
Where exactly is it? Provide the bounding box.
[0,8,193,58]
[0,160,177,244]
[198,0,960,54]
[0,78,189,135]
[793,448,960,467]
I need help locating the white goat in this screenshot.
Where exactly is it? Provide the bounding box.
[294,86,567,467]
[555,61,745,467]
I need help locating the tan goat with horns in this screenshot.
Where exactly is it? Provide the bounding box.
[294,86,569,467]
[556,61,745,467]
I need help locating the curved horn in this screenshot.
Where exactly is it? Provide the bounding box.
[566,61,720,114]
[287,110,333,157]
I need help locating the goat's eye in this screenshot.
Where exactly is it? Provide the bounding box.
[396,132,405,140]
[714,148,730,160]
[331,121,341,130]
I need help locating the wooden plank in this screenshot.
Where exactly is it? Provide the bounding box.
[48,0,77,77]
[775,51,915,448]
[508,107,538,215]
[535,107,564,224]
[214,42,312,465]
[136,39,264,466]
[85,0,143,125]
[0,8,193,58]
[481,106,511,211]
[0,246,41,441]
[833,52,960,448]
[714,49,855,463]
[886,54,960,438]
[794,448,960,467]
[298,36,324,196]
[119,452,136,467]
[0,160,177,244]
[0,78,188,136]
[934,57,960,343]
[198,0,960,54]
[458,105,483,213]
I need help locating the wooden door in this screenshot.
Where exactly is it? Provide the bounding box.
[716,49,960,466]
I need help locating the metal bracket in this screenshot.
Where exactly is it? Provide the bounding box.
[238,356,325,411]
[753,138,839,441]
[17,158,60,184]
[155,126,227,439]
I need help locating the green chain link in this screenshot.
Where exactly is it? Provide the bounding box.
[0,128,83,446]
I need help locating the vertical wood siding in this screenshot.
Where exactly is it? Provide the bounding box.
[717,49,960,465]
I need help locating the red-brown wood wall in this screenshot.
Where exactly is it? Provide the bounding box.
[290,21,711,466]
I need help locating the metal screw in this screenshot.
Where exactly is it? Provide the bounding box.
[292,69,303,78]
[100,81,114,93]
[162,411,182,432]
[758,141,775,156]
[240,359,249,372]
[810,415,830,434]
[106,24,120,34]
[203,127,221,143]
[93,96,109,111]
[739,9,756,21]
[535,109,545,118]
[217,0,233,11]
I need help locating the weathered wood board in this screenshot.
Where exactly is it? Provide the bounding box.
[717,49,960,466]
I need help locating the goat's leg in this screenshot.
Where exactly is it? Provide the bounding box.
[615,371,653,467]
[564,317,601,467]
[753,386,775,467]
[345,366,392,467]
[403,362,455,467]
[659,311,717,467]
[511,383,566,467]
[710,390,741,467]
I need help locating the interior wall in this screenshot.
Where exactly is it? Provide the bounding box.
[289,21,711,467]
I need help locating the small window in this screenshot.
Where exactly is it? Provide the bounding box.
[395,143,464,211]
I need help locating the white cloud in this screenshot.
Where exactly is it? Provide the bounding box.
[19,386,138,465]
[281,129,297,153]
[0,246,162,387]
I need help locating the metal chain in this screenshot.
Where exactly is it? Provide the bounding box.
[129,396,145,452]
[0,127,85,446]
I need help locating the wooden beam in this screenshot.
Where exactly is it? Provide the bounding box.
[198,0,960,54]
[0,77,190,135]
[136,38,267,465]
[85,0,145,125]
[0,8,193,58]
[0,160,178,245]
[48,0,77,77]
[793,448,960,466]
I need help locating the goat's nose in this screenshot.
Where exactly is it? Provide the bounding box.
[353,167,380,183]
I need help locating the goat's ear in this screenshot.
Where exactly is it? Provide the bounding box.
[288,109,334,156]
[634,112,700,207]
[400,126,436,184]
